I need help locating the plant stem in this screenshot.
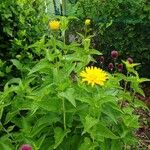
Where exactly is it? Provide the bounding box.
[124,72,129,92]
[62,98,66,130]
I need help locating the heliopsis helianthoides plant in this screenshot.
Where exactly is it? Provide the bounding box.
[80,66,108,86]
[0,16,149,150]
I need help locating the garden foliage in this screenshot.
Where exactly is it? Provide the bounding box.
[67,0,150,77]
[0,14,149,149]
[0,0,49,87]
[0,0,150,149]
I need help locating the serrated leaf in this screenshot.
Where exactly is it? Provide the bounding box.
[102,106,119,124]
[92,122,119,139]
[33,114,60,128]
[59,88,76,107]
[83,115,99,132]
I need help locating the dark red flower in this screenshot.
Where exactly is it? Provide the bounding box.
[111,50,118,59]
[108,63,114,70]
[127,57,133,64]
[118,64,123,72]
[19,144,32,150]
[98,56,104,63]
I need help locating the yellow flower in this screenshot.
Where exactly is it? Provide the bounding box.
[80,66,108,87]
[85,19,91,25]
[49,20,60,30]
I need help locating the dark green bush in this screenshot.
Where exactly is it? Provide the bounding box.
[0,0,49,87]
[67,0,150,77]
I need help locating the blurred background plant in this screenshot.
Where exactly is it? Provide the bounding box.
[0,0,50,88]
[66,0,150,78]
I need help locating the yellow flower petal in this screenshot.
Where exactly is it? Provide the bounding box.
[85,19,91,25]
[80,66,108,86]
[49,20,60,30]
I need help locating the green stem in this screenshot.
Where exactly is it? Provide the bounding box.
[132,91,136,103]
[85,26,87,37]
[124,72,129,92]
[62,98,66,130]
[62,0,66,16]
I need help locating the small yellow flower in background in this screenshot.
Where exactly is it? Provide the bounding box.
[80,66,108,87]
[85,19,91,25]
[49,20,60,30]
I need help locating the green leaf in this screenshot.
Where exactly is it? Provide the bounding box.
[92,122,119,140]
[89,49,102,55]
[64,62,76,76]
[76,97,91,104]
[102,105,120,124]
[45,49,55,62]
[7,125,15,132]
[59,88,76,107]
[36,135,47,150]
[138,78,150,83]
[111,140,123,150]
[53,127,70,149]
[131,82,145,96]
[30,114,60,137]
[0,141,12,150]
[134,99,148,110]
[83,115,99,132]
[28,59,50,75]
[79,137,98,150]
[123,114,139,128]
[0,107,3,120]
[11,59,23,70]
[33,113,60,128]
[37,98,61,112]
[98,95,119,106]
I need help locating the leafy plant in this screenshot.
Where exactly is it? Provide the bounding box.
[0,16,149,150]
[0,0,49,88]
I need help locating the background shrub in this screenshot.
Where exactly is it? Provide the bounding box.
[0,0,49,88]
[66,0,150,77]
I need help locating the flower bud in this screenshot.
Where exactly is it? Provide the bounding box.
[118,64,123,72]
[19,144,32,150]
[108,63,114,70]
[49,20,60,30]
[85,19,91,25]
[98,56,104,63]
[111,50,118,59]
[127,57,133,64]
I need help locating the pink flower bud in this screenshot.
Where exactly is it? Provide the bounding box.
[108,63,114,70]
[111,50,118,59]
[118,64,123,72]
[19,144,32,150]
[127,57,133,64]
